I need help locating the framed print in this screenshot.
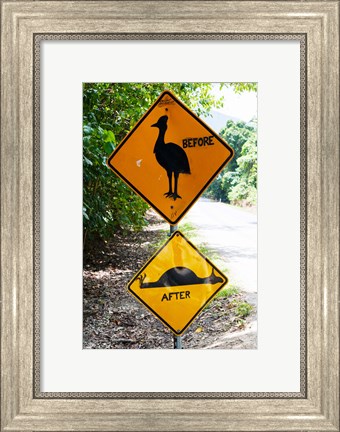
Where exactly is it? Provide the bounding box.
[1,1,339,431]
[41,42,296,392]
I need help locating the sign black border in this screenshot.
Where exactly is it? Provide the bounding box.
[127,230,228,336]
[107,89,234,225]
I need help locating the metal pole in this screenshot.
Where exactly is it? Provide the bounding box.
[174,335,182,349]
[169,224,182,348]
[169,224,178,235]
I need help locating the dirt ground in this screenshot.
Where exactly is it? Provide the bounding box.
[83,210,257,349]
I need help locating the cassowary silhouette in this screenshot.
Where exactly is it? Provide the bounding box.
[137,267,223,289]
[151,115,190,200]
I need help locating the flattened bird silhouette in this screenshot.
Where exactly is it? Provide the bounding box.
[137,267,223,289]
[151,115,191,200]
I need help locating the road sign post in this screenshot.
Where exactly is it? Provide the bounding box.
[173,335,182,349]
[169,224,178,235]
[108,89,233,345]
[168,224,182,348]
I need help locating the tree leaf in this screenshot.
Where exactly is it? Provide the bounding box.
[104,142,114,155]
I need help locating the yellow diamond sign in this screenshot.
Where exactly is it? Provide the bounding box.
[128,231,228,335]
[107,90,234,225]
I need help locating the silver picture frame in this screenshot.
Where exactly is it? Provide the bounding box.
[1,1,339,431]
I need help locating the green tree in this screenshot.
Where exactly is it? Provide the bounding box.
[227,131,257,205]
[203,83,257,204]
[224,82,257,94]
[204,119,257,203]
[83,83,223,247]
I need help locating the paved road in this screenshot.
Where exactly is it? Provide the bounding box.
[182,198,257,304]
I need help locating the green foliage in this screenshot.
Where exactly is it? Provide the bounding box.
[216,284,239,298]
[204,174,225,202]
[83,83,222,246]
[235,302,253,317]
[224,82,257,94]
[83,121,148,242]
[227,132,257,205]
[204,119,257,206]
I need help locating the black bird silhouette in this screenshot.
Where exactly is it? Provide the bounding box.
[137,267,223,289]
[151,115,190,200]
